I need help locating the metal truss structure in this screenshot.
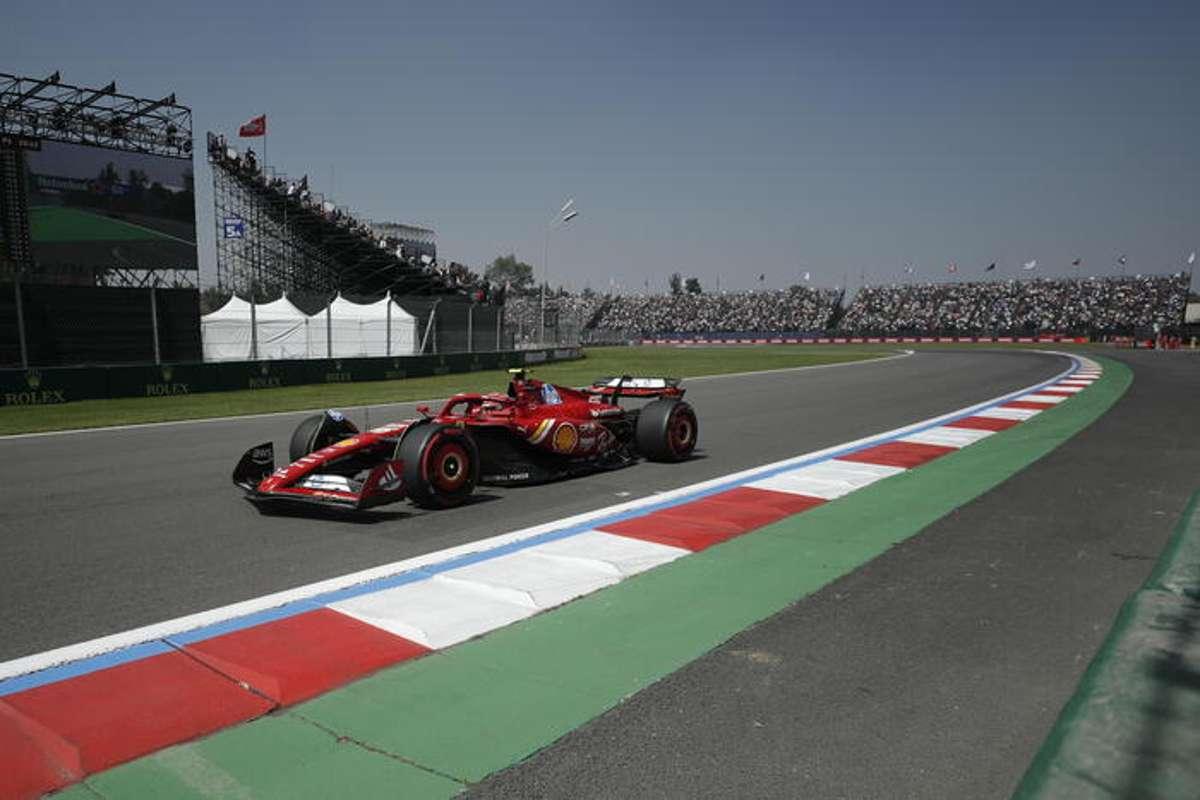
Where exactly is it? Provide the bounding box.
[210,155,339,296]
[0,71,196,288]
[209,132,451,297]
[0,71,193,158]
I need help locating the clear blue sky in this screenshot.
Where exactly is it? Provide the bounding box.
[5,0,1198,291]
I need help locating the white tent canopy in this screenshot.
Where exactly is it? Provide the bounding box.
[310,293,418,358]
[253,295,313,360]
[201,294,255,361]
[203,292,419,361]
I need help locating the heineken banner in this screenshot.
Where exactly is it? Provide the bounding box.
[0,348,581,407]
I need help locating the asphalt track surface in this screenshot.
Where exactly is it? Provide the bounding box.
[0,350,1064,663]
[469,351,1200,800]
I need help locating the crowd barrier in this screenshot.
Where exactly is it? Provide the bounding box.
[0,347,582,407]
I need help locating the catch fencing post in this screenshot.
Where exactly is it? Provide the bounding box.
[150,287,161,364]
[496,305,502,351]
[386,291,392,357]
[249,293,258,360]
[14,271,28,368]
[467,303,474,354]
[326,295,333,358]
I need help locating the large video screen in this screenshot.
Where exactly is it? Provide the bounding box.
[23,141,197,271]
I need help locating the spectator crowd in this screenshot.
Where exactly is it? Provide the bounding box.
[502,274,1189,340]
[504,286,843,338]
[839,274,1190,335]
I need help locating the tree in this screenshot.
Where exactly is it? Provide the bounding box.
[199,286,233,314]
[669,272,683,295]
[684,277,702,295]
[484,254,535,294]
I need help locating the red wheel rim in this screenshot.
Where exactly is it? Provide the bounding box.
[669,410,695,454]
[426,439,470,493]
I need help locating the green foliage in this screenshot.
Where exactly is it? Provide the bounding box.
[484,254,535,293]
[669,272,683,295]
[199,286,233,314]
[684,276,702,294]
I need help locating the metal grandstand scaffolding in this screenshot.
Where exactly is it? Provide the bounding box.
[0,71,192,158]
[208,131,452,297]
[210,153,338,296]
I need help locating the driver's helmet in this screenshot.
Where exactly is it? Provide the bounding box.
[540,383,562,405]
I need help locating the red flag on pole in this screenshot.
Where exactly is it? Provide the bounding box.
[238,114,266,137]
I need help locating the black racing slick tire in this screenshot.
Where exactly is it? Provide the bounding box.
[289,411,358,462]
[397,422,479,509]
[635,398,698,462]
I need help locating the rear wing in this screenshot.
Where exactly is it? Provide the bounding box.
[585,375,684,402]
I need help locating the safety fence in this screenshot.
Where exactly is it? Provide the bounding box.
[0,346,582,406]
[1,283,201,367]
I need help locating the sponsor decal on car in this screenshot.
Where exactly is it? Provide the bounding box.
[333,437,359,448]
[369,423,409,434]
[552,422,579,453]
[529,418,555,444]
[379,464,402,492]
[483,472,531,482]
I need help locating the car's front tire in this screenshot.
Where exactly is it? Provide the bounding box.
[397,422,479,509]
[289,411,358,462]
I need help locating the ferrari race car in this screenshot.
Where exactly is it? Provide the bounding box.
[232,369,698,512]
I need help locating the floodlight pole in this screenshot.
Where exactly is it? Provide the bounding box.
[540,200,578,345]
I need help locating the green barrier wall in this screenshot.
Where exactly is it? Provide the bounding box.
[0,348,582,406]
[1013,490,1200,799]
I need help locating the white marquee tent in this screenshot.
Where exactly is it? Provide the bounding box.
[311,293,418,358]
[201,293,419,361]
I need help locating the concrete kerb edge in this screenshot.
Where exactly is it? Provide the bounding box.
[1012,487,1200,799]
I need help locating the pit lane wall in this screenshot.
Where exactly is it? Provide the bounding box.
[1013,490,1200,799]
[0,347,582,406]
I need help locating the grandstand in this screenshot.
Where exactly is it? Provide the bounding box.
[207,133,456,297]
[500,274,1191,342]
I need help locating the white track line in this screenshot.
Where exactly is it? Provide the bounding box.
[0,349,915,441]
[0,349,1071,682]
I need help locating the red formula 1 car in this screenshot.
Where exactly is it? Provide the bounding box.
[232,369,698,512]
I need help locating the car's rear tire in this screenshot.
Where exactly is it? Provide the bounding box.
[289,411,359,462]
[635,398,697,462]
[397,422,479,509]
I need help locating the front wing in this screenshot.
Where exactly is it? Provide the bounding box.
[232,443,407,511]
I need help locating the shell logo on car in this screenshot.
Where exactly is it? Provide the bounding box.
[552,422,579,453]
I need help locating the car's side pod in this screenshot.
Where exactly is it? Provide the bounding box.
[233,442,274,490]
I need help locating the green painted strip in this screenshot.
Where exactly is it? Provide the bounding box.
[1012,487,1200,800]
[74,357,1130,799]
